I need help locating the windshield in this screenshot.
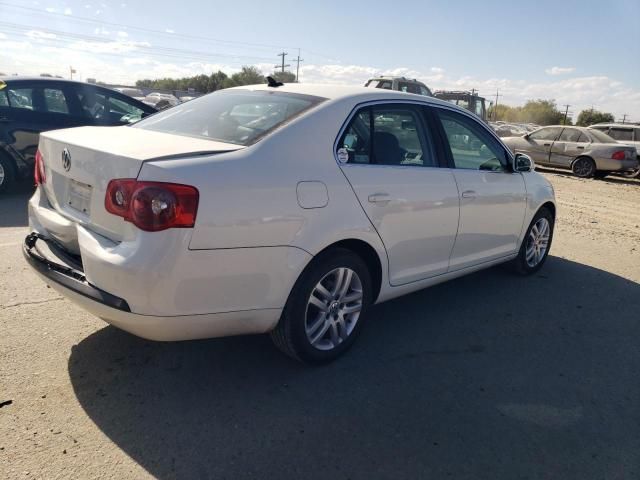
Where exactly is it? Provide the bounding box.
[588,128,617,143]
[133,89,325,145]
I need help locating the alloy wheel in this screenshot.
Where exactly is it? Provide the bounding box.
[573,158,594,177]
[0,163,5,186]
[305,267,363,351]
[525,217,551,268]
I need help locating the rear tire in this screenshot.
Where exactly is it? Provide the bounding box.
[270,248,372,364]
[509,207,554,275]
[572,156,595,178]
[0,154,16,194]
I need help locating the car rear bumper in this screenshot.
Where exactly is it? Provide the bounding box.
[23,233,282,341]
[594,157,638,172]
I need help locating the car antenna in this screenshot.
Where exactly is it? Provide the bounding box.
[267,76,283,87]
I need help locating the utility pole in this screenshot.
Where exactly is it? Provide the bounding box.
[295,49,304,83]
[621,114,628,124]
[562,104,571,125]
[69,66,76,80]
[493,88,502,121]
[275,52,290,73]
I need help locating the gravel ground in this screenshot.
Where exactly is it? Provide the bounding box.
[1,172,639,480]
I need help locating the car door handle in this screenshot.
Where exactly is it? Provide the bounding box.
[461,190,476,199]
[577,146,585,150]
[0,116,10,123]
[543,143,551,146]
[368,193,391,204]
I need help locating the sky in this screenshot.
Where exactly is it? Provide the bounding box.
[1,0,639,121]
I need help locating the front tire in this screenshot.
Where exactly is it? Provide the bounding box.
[509,208,554,275]
[270,248,372,364]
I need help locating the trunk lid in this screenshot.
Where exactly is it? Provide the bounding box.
[38,126,243,243]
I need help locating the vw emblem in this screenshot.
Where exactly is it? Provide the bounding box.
[62,148,71,172]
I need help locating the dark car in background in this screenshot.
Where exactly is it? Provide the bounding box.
[0,77,156,192]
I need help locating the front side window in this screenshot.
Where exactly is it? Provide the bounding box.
[43,88,69,114]
[0,90,8,107]
[436,109,506,171]
[337,105,435,167]
[608,128,633,142]
[134,90,324,146]
[75,89,107,119]
[558,128,582,142]
[529,127,562,142]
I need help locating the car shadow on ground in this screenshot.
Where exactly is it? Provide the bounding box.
[68,257,640,480]
[0,183,33,228]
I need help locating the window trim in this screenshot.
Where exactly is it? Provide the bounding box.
[334,99,513,170]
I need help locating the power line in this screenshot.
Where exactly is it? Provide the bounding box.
[0,22,279,64]
[0,1,301,52]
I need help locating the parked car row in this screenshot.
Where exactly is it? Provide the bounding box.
[501,125,639,179]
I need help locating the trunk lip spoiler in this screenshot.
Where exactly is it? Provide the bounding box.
[23,233,131,312]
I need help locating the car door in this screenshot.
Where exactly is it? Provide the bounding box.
[433,107,527,271]
[522,127,562,164]
[337,103,460,285]
[549,127,586,167]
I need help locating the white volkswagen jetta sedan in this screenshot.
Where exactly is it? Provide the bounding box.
[24,83,556,363]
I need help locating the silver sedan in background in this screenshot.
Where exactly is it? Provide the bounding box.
[502,126,638,178]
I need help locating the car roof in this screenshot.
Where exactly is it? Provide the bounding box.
[0,76,96,85]
[226,83,449,106]
[589,123,637,128]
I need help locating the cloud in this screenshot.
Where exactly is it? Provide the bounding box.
[93,27,110,35]
[431,67,444,74]
[117,31,128,38]
[64,7,72,15]
[84,4,92,8]
[69,39,151,54]
[165,29,175,34]
[0,33,6,39]
[26,30,57,40]
[545,66,575,76]
[44,7,56,12]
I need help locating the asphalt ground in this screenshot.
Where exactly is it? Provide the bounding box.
[1,172,639,479]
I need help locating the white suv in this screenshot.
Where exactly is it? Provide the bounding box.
[24,84,555,363]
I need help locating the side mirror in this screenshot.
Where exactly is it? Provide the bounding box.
[513,153,533,172]
[523,133,530,140]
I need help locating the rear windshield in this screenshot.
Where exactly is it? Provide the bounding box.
[133,89,326,146]
[587,129,617,143]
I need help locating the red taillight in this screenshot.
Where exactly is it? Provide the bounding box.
[34,149,46,185]
[611,151,626,160]
[105,179,199,232]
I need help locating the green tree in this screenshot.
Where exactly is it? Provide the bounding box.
[229,66,265,87]
[575,109,615,126]
[271,71,296,83]
[519,99,564,125]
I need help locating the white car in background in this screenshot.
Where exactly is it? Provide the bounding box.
[24,84,556,363]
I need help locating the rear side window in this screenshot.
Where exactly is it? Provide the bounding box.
[436,108,506,171]
[529,127,562,141]
[134,90,325,146]
[558,128,581,142]
[337,105,436,167]
[43,88,69,114]
[608,128,633,142]
[7,88,34,110]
